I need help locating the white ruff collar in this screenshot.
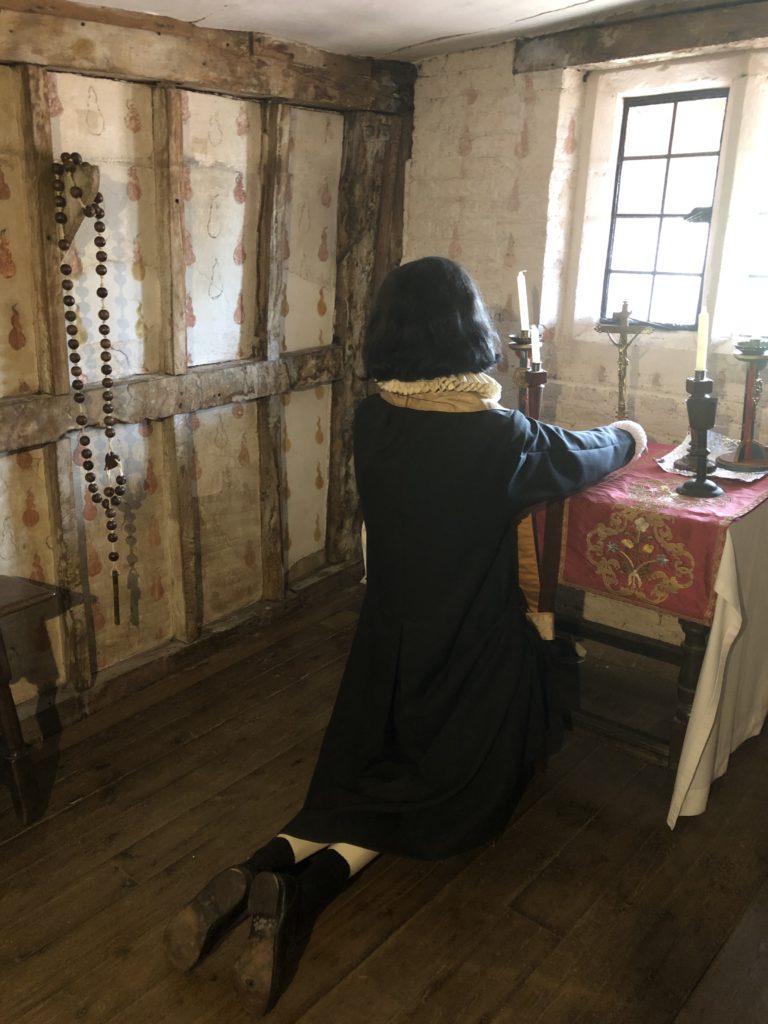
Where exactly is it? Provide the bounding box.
[377,372,502,402]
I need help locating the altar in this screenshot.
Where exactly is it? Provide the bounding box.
[543,445,768,828]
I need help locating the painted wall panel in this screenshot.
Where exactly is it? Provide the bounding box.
[73,421,176,669]
[283,385,331,569]
[0,67,40,398]
[181,92,263,366]
[191,402,263,621]
[49,72,162,380]
[277,108,343,352]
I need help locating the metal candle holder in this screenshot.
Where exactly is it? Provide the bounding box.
[715,338,768,472]
[676,372,724,498]
[509,329,547,418]
[508,330,532,414]
[595,301,653,419]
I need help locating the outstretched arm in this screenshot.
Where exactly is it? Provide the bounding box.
[508,414,646,509]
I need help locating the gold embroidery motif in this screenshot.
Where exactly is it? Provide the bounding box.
[585,506,694,605]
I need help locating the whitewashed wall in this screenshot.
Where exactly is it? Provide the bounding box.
[403,43,768,643]
[404,43,768,446]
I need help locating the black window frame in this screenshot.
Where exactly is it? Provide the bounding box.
[601,87,729,331]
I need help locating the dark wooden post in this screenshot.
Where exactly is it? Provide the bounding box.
[326,106,413,565]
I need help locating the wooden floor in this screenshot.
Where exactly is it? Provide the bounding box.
[3,582,768,1024]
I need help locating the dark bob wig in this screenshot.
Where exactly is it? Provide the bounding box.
[362,257,500,381]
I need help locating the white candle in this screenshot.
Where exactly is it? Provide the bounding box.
[517,271,530,332]
[695,308,709,372]
[529,324,541,364]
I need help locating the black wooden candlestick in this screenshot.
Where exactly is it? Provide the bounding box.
[676,372,724,498]
[525,363,547,419]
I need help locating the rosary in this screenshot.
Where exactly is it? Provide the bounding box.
[53,152,125,625]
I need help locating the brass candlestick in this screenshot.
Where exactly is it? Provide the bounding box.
[595,301,653,419]
[676,372,724,498]
[715,338,768,472]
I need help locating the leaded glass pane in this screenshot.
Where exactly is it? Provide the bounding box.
[611,217,660,272]
[606,272,653,322]
[649,274,701,325]
[663,155,719,214]
[616,159,667,214]
[671,96,727,154]
[656,219,709,274]
[623,102,674,156]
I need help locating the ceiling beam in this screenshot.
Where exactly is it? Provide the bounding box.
[514,1,768,72]
[0,1,415,114]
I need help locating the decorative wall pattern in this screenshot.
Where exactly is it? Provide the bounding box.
[73,422,175,669]
[0,56,368,722]
[283,385,332,569]
[49,73,162,380]
[0,67,41,398]
[181,92,263,366]
[276,108,343,352]
[190,402,263,621]
[0,448,65,700]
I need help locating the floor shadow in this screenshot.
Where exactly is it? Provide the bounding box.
[0,580,83,827]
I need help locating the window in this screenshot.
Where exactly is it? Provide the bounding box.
[601,89,728,329]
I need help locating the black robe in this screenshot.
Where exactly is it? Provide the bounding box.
[284,396,635,859]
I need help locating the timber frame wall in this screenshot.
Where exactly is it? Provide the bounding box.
[0,1,414,728]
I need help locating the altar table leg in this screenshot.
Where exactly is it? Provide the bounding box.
[0,631,38,825]
[670,619,710,769]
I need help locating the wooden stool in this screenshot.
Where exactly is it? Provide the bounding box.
[0,576,58,824]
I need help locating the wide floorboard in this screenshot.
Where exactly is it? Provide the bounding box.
[2,583,767,1023]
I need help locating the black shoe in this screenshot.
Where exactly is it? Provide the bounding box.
[233,871,299,1016]
[164,864,253,971]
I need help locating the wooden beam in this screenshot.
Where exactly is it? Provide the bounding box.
[326,112,410,564]
[160,416,202,643]
[256,103,288,598]
[0,0,207,38]
[0,346,344,454]
[514,1,768,72]
[152,87,187,376]
[259,102,285,363]
[0,6,415,115]
[43,438,96,691]
[256,395,287,602]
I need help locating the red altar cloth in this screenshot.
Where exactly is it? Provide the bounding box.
[558,444,768,624]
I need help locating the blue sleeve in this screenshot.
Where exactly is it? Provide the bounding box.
[508,413,635,508]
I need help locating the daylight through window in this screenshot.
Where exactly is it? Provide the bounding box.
[601,88,729,328]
